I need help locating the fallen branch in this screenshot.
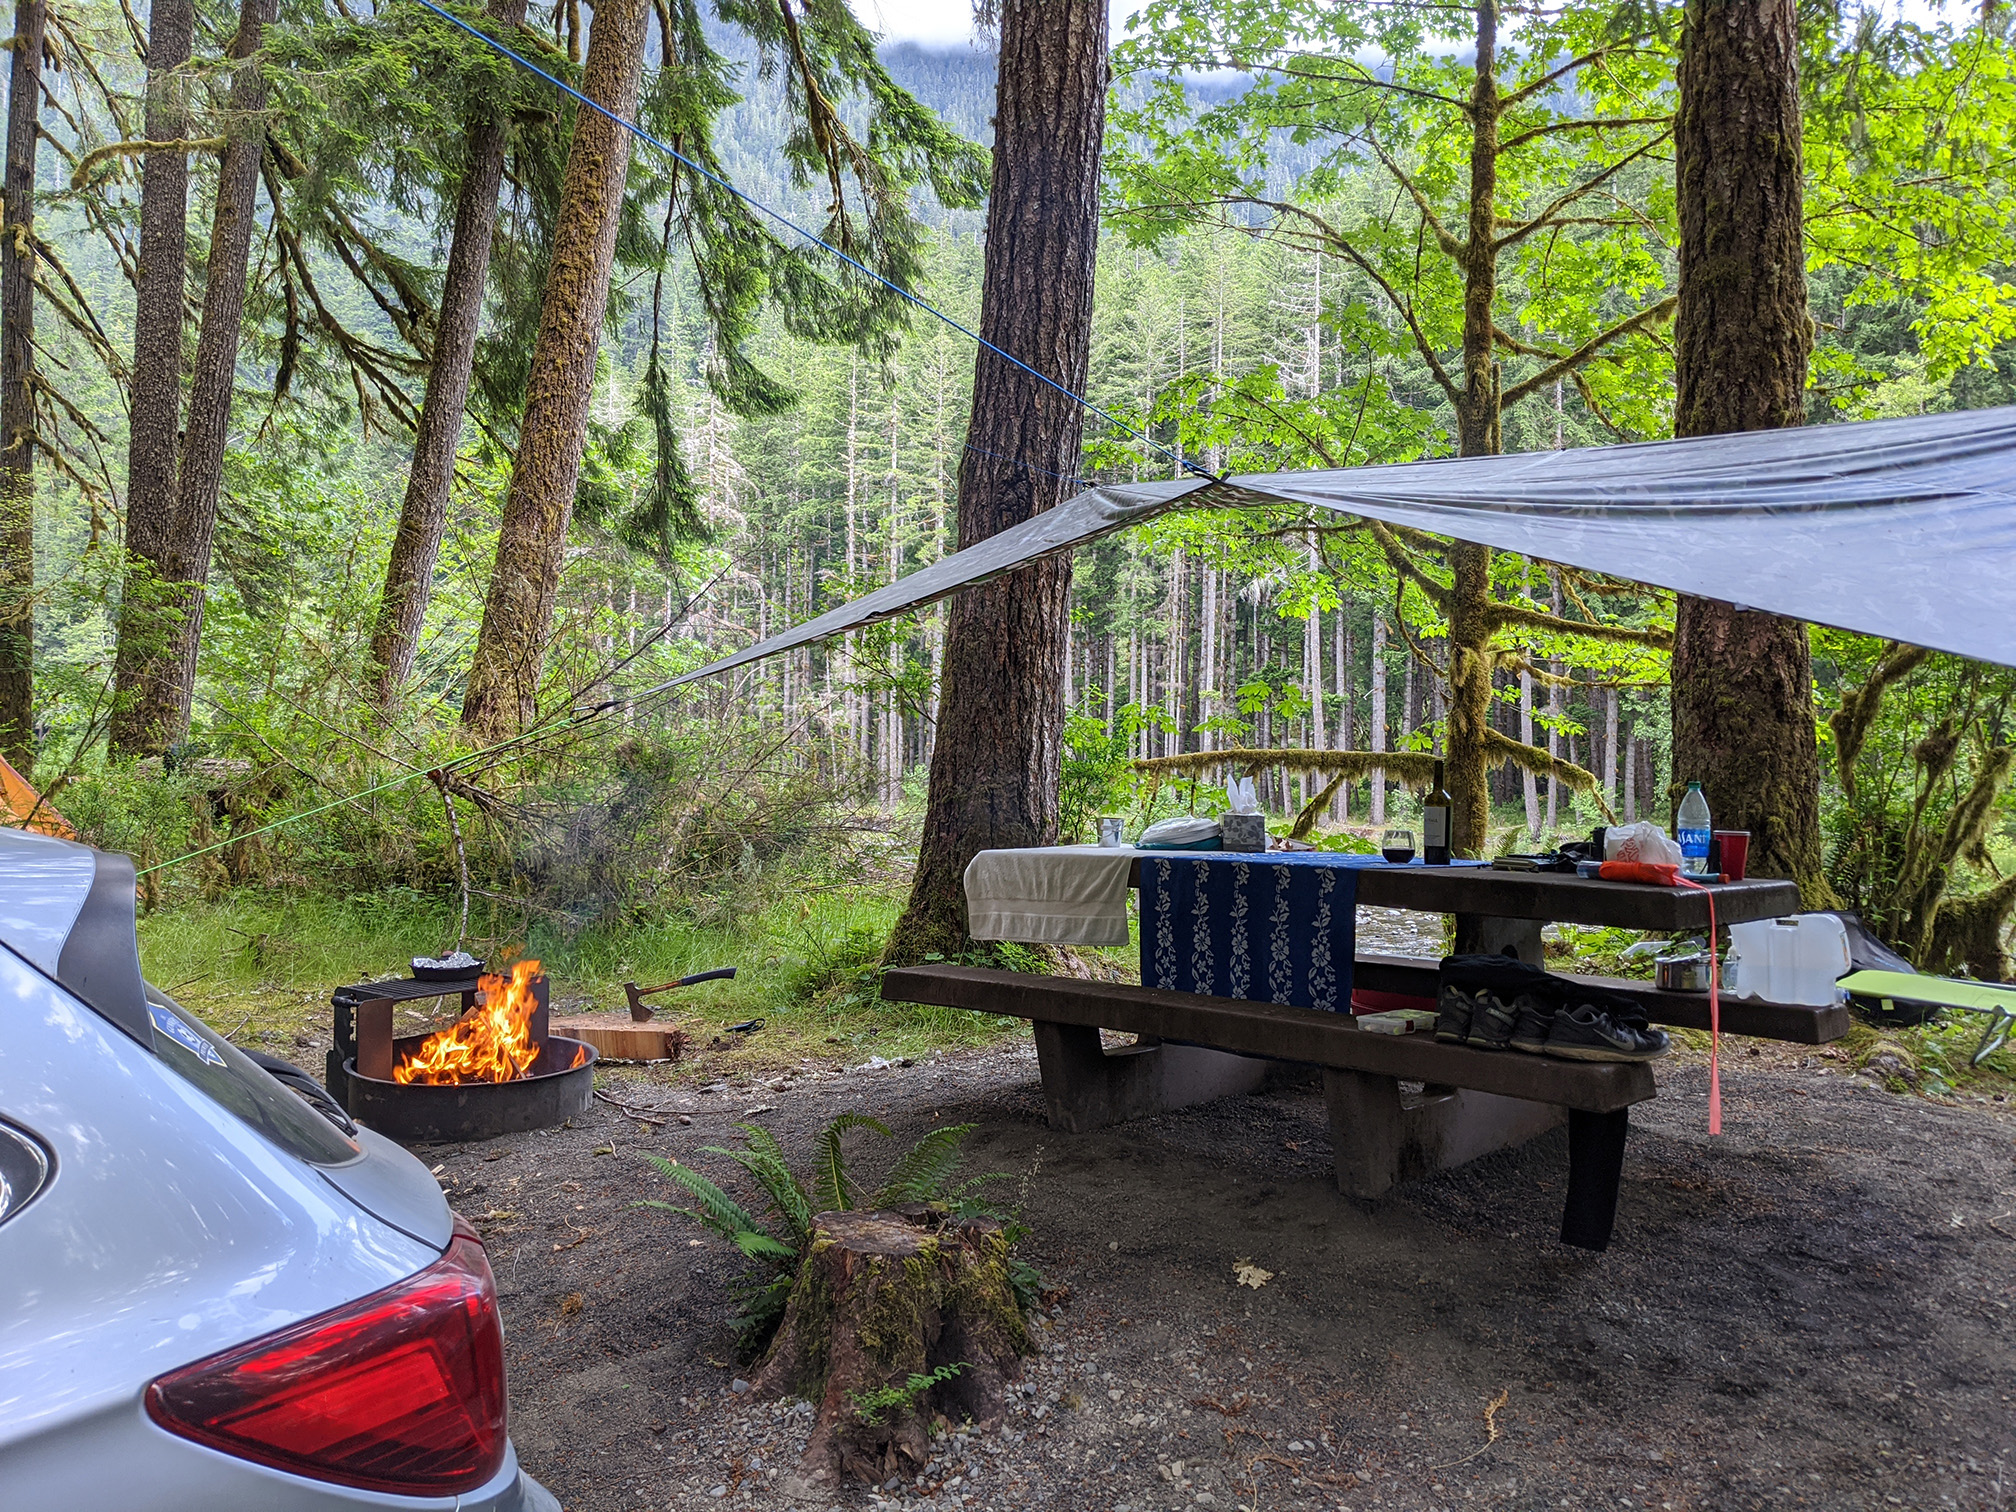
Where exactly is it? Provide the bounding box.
[593,1088,667,1125]
[1433,1387,1510,1468]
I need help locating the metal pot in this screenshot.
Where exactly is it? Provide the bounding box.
[1655,951,1714,993]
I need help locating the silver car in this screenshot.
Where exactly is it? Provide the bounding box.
[0,827,559,1511]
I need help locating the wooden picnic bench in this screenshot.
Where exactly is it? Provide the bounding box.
[885,859,1839,1252]
[884,964,1651,1249]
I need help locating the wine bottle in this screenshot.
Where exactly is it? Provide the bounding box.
[1423,758,1453,865]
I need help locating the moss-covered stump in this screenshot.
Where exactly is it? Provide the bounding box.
[753,1207,1032,1497]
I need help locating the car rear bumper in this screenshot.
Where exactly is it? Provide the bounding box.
[0,1396,557,1512]
[496,1466,563,1512]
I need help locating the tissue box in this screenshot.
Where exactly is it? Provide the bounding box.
[1220,813,1268,852]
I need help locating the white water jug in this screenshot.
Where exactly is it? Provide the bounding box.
[1726,914,1850,1005]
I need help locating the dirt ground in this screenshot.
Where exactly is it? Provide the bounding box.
[411,1001,2016,1512]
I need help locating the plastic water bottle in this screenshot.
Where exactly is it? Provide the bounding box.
[1677,782,1712,875]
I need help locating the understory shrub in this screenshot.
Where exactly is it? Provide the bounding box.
[58,711,879,930]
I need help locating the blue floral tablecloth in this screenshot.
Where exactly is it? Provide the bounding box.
[1137,852,1468,1013]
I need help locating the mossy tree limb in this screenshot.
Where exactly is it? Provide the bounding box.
[1926,872,2016,981]
[66,133,224,189]
[1133,747,1439,825]
[1132,738,1611,840]
[1828,641,1934,802]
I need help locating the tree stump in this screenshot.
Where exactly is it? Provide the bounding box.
[752,1207,1032,1497]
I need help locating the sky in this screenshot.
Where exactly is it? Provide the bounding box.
[849,0,1954,49]
[847,0,1149,49]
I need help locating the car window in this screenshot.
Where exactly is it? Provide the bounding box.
[144,986,362,1167]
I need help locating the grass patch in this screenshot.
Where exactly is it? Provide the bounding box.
[1841,1015,2016,1100]
[138,879,1036,1071]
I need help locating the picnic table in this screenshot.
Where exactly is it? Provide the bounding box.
[886,851,1834,1251]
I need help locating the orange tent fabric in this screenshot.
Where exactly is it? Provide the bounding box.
[1,753,74,838]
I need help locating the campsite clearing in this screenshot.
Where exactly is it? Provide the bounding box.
[436,1032,2016,1512]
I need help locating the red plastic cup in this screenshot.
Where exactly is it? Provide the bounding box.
[1715,830,1750,881]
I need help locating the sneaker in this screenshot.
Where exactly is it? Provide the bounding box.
[1436,954,1548,1050]
[1435,981,1476,1045]
[1544,999,1671,1062]
[1467,984,1524,1050]
[1507,986,1560,1054]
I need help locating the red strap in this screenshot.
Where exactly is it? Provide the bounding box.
[1599,860,1682,886]
[1674,875,1722,1136]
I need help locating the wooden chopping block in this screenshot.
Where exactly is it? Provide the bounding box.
[549,1013,687,1062]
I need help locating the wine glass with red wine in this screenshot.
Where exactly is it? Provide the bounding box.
[1381,827,1416,864]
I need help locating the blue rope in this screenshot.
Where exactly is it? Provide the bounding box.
[406,0,1209,481]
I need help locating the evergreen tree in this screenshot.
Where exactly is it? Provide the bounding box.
[461,0,986,739]
[0,0,45,770]
[886,0,1110,961]
[1669,0,1823,897]
[369,0,530,704]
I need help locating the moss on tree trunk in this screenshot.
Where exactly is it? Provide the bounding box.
[1445,543,1496,856]
[1442,3,1501,857]
[0,0,43,773]
[461,0,648,742]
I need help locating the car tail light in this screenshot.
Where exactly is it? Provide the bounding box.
[145,1216,508,1496]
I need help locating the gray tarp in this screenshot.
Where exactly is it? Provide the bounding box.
[650,405,2016,693]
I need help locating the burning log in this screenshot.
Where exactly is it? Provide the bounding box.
[755,1208,1031,1499]
[395,959,580,1084]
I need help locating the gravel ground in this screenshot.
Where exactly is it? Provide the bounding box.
[406,963,2016,1512]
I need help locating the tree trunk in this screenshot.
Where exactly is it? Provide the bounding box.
[1435,1,1506,858]
[461,0,647,741]
[108,0,196,757]
[1369,609,1387,824]
[0,0,44,772]
[1334,599,1352,820]
[150,0,278,736]
[755,1209,1030,1497]
[884,0,1105,962]
[370,0,530,703]
[1603,686,1619,804]
[1670,0,1823,897]
[1306,545,1326,760]
[1518,668,1539,836]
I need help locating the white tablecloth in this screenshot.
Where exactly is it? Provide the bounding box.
[963,845,1137,947]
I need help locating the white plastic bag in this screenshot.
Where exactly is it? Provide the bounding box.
[1604,821,1683,868]
[1138,816,1222,849]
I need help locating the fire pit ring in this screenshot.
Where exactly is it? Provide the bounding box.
[344,1034,598,1143]
[328,964,600,1143]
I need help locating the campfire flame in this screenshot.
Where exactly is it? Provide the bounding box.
[394,958,544,1085]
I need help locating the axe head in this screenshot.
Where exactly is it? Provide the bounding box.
[623,981,655,1022]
